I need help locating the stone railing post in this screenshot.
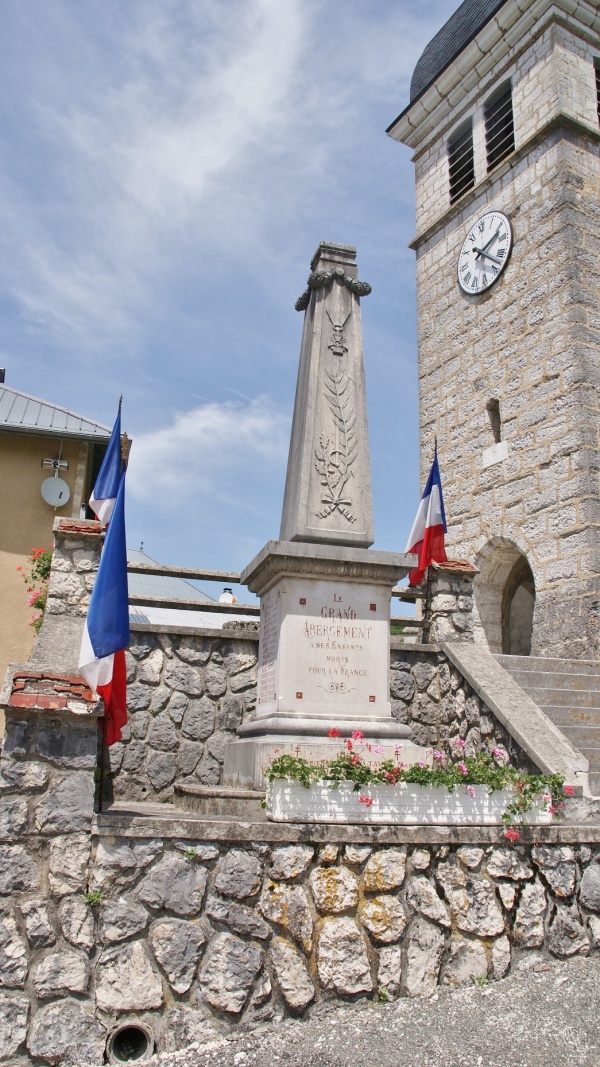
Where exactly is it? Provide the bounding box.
[31,518,103,674]
[422,560,478,643]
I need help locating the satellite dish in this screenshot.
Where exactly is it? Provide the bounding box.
[41,476,71,508]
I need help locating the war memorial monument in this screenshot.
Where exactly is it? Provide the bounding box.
[0,0,599,1062]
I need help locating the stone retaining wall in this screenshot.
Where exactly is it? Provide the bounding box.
[1,785,600,1064]
[106,633,533,803]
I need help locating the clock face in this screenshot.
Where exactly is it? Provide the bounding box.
[457,211,512,295]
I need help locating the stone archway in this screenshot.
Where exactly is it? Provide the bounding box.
[473,538,535,655]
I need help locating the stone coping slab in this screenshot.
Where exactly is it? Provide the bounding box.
[94,804,600,844]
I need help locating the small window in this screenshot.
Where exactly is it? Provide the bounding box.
[448,120,475,203]
[484,81,515,171]
[595,60,600,123]
[486,398,501,443]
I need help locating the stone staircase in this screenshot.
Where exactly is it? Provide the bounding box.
[495,654,600,797]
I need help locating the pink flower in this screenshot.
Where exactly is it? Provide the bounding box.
[359,796,373,807]
[504,828,520,843]
[374,745,384,754]
[492,746,506,761]
[465,785,475,799]
[433,750,444,761]
[457,762,468,776]
[452,737,466,748]
[547,805,556,815]
[351,730,364,741]
[419,761,427,768]
[328,728,342,738]
[564,785,575,796]
[394,744,403,754]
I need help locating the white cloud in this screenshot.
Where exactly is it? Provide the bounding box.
[0,0,455,358]
[127,394,290,504]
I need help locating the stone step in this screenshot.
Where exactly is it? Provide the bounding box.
[539,705,600,727]
[590,771,600,796]
[504,669,600,692]
[541,726,600,758]
[519,687,600,709]
[496,654,600,673]
[173,782,267,819]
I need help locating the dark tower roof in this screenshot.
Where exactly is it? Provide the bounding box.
[410,0,508,103]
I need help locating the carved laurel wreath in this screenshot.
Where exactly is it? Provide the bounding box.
[295,268,372,312]
[314,359,358,525]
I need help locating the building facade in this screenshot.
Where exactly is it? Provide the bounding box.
[388,0,600,660]
[0,383,109,685]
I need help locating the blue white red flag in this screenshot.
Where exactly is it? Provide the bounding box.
[405,449,447,586]
[79,470,130,745]
[89,404,122,525]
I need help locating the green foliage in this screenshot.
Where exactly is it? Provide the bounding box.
[83,890,104,907]
[377,987,390,1003]
[184,849,199,861]
[264,745,565,827]
[17,547,53,633]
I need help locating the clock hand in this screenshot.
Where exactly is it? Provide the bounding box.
[475,224,502,260]
[472,247,502,266]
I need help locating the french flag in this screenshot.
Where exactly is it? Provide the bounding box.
[405,449,447,586]
[79,469,130,745]
[89,404,122,525]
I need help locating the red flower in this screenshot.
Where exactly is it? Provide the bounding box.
[328,728,342,738]
[359,796,373,807]
[504,828,520,843]
[351,730,364,741]
[344,739,353,751]
[564,785,575,796]
[351,754,361,765]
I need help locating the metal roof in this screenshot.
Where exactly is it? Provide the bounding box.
[0,385,111,440]
[409,0,507,103]
[129,607,252,629]
[126,549,254,628]
[126,549,216,604]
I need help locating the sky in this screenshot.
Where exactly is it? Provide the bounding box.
[0,0,461,593]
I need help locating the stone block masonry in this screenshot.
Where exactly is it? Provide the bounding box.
[104,625,534,803]
[1,773,600,1065]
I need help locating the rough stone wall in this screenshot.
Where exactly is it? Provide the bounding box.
[390,644,535,773]
[2,793,600,1065]
[409,13,600,659]
[106,629,259,802]
[107,625,532,804]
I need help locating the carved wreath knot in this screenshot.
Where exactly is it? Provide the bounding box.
[295,270,372,311]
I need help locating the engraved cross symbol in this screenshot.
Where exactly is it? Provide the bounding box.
[326,311,350,357]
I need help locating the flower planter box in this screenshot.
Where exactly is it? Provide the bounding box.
[266,779,553,825]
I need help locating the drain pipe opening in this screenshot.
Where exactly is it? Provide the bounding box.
[107,1023,154,1063]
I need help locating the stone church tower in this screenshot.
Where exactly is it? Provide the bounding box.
[388,0,600,660]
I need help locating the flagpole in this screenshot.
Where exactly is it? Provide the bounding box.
[422,437,437,643]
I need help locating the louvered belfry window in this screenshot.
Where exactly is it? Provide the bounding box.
[595,61,600,122]
[485,82,515,171]
[448,120,475,203]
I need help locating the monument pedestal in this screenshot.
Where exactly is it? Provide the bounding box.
[223,242,431,791]
[223,541,428,788]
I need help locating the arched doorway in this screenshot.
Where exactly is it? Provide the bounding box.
[474,538,535,655]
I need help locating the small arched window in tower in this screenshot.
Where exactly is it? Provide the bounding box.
[448,119,475,204]
[486,398,502,443]
[484,81,515,171]
[595,60,600,123]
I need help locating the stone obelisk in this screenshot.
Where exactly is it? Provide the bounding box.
[223,242,425,789]
[280,241,374,547]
